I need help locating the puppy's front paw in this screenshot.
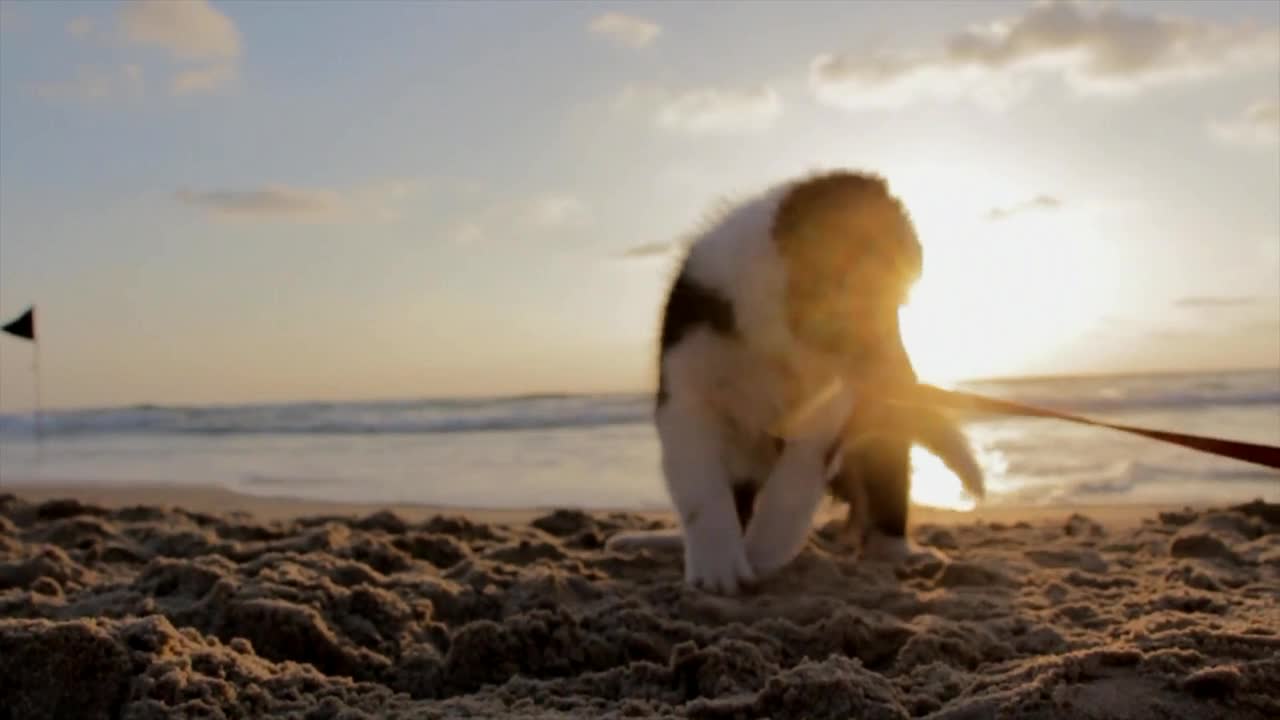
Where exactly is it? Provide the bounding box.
[746,526,813,579]
[685,537,755,595]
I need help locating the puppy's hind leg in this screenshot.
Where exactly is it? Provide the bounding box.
[828,468,871,550]
[853,432,920,564]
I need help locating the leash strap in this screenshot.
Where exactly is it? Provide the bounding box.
[892,384,1280,472]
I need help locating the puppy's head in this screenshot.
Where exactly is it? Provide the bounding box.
[771,170,921,365]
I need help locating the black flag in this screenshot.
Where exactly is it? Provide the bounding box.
[2,306,35,341]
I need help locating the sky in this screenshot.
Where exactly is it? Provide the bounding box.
[0,0,1277,411]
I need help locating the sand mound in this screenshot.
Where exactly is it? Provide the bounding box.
[1,493,1277,718]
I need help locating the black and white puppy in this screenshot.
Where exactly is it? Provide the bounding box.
[607,170,983,595]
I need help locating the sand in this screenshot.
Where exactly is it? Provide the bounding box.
[1,485,1278,719]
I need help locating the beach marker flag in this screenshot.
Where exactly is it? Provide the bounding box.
[2,306,35,341]
[2,305,43,444]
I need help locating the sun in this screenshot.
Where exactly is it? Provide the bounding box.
[883,179,1121,510]
[897,194,1118,386]
[909,446,979,511]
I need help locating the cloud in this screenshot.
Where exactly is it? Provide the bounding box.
[654,86,783,134]
[176,180,419,223]
[34,64,145,101]
[986,194,1061,221]
[620,241,675,259]
[446,221,486,246]
[177,186,341,221]
[172,62,236,95]
[119,0,240,61]
[1211,98,1280,147]
[810,52,1027,111]
[1174,296,1260,309]
[120,0,241,96]
[37,0,242,100]
[811,0,1280,112]
[588,12,661,49]
[438,190,592,245]
[522,193,590,228]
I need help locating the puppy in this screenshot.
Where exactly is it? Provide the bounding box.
[607,170,981,594]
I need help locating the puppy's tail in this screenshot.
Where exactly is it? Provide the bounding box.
[910,408,985,500]
[605,528,685,552]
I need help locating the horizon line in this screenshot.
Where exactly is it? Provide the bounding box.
[1,364,1276,416]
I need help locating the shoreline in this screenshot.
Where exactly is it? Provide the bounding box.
[3,480,1197,528]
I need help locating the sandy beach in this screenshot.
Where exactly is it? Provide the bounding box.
[2,484,1278,719]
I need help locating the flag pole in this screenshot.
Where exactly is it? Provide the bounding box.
[33,324,43,451]
[1,304,42,462]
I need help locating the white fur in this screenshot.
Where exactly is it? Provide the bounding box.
[681,184,795,356]
[606,178,859,594]
[743,436,834,577]
[657,386,756,594]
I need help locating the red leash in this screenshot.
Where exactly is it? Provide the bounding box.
[892,383,1280,472]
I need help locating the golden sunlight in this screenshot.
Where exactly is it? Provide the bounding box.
[909,446,977,511]
[898,196,1119,385]
[890,181,1120,511]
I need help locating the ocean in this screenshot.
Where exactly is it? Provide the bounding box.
[1,369,1277,512]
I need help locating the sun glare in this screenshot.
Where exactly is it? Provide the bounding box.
[884,178,1120,511]
[909,447,978,511]
[897,194,1117,385]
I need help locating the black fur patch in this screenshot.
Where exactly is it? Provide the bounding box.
[732,483,757,531]
[771,170,895,244]
[847,435,912,538]
[655,272,737,406]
